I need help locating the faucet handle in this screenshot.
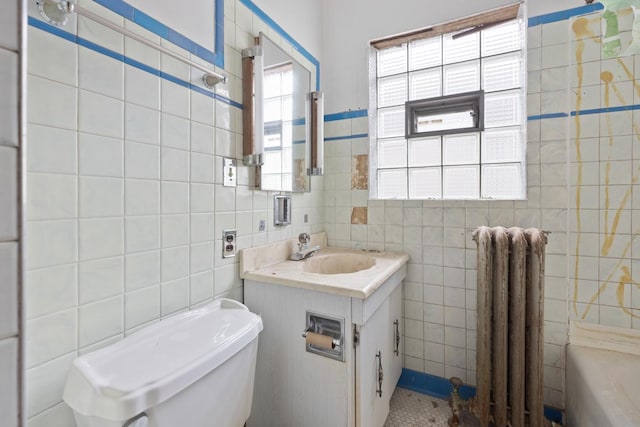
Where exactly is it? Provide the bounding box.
[298,233,310,245]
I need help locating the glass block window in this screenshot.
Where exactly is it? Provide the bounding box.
[369,11,526,200]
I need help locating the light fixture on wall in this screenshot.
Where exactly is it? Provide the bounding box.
[202,73,226,89]
[37,0,71,26]
[307,91,324,176]
[242,44,265,166]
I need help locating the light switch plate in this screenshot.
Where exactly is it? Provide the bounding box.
[223,158,237,187]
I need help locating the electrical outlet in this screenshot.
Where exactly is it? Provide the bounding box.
[222,229,237,258]
[259,220,265,231]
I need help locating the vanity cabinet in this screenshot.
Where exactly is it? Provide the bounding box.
[244,266,404,427]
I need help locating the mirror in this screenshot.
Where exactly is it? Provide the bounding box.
[258,33,312,192]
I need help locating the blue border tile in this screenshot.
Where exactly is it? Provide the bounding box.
[397,368,563,424]
[325,110,368,122]
[528,112,569,121]
[239,0,321,91]
[95,0,224,68]
[28,16,242,110]
[571,104,640,116]
[325,134,368,142]
[94,0,133,20]
[528,3,604,27]
[132,10,168,39]
[28,15,76,42]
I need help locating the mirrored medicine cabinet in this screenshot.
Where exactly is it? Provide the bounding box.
[242,32,323,193]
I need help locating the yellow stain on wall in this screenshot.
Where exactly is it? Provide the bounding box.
[571,17,590,316]
[571,14,640,322]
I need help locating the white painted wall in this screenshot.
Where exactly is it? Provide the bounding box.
[320,0,586,113]
[127,0,216,51]
[252,0,323,65]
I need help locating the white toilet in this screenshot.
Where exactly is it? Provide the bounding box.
[64,298,263,427]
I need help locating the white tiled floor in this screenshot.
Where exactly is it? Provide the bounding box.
[385,387,451,426]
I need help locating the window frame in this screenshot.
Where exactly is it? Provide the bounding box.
[368,3,526,201]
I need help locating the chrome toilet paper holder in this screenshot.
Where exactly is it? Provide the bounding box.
[302,311,344,362]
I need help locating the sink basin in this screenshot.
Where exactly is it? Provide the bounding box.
[303,253,375,274]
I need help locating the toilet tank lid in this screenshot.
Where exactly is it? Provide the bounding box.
[63,298,263,421]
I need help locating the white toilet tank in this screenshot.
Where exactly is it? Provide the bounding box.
[64,298,263,427]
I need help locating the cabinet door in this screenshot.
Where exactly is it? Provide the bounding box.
[245,281,353,427]
[386,284,403,398]
[356,296,390,427]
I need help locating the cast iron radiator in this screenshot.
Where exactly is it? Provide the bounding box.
[472,226,548,427]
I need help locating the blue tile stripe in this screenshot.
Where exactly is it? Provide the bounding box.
[28,16,242,110]
[214,0,225,58]
[571,104,640,115]
[327,105,639,124]
[528,3,604,27]
[397,368,563,424]
[528,112,569,121]
[325,110,369,122]
[94,0,224,68]
[239,0,321,91]
[325,134,368,142]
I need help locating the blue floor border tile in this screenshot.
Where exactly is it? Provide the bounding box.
[397,368,563,424]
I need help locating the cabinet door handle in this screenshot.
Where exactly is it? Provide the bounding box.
[376,350,384,398]
[394,319,400,356]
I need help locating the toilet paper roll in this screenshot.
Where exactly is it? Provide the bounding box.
[306,332,335,349]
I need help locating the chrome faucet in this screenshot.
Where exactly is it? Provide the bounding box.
[290,233,321,261]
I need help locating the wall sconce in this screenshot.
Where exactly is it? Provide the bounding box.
[202,73,226,89]
[307,91,324,176]
[242,44,264,166]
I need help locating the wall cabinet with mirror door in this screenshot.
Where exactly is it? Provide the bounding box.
[243,33,322,192]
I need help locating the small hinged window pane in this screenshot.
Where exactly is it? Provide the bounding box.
[406,91,483,138]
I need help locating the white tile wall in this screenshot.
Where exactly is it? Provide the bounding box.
[321,16,574,410]
[0,49,19,146]
[1,1,22,425]
[24,0,324,424]
[320,8,640,413]
[24,0,640,422]
[0,243,19,339]
[0,339,19,426]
